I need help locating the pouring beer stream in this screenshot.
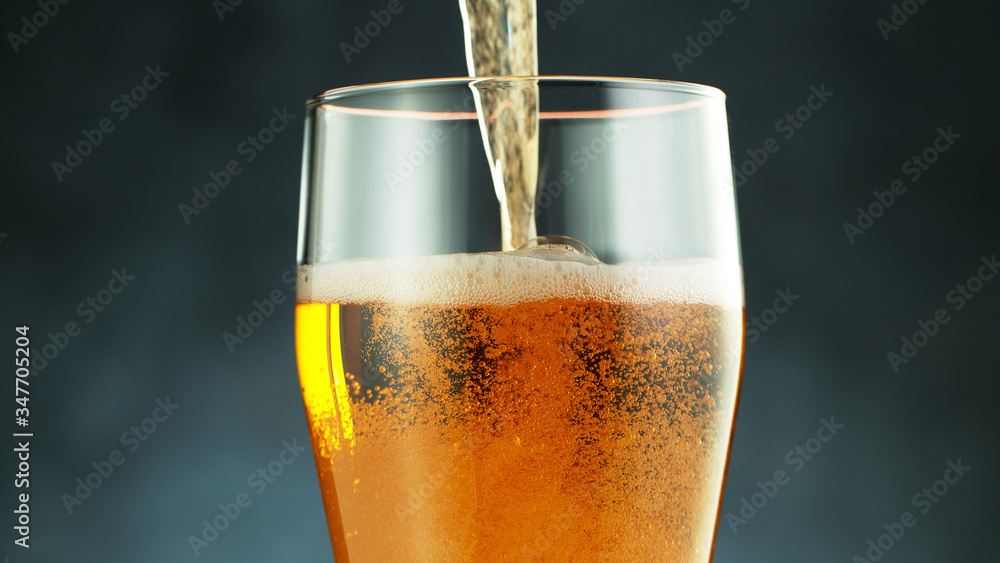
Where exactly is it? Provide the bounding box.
[459,0,540,251]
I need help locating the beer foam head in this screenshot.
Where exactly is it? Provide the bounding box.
[298,253,743,308]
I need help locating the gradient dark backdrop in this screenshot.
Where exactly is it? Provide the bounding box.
[2,1,998,561]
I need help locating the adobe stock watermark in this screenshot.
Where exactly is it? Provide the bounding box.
[633,243,781,344]
[313,235,343,260]
[849,458,969,562]
[212,0,244,21]
[178,106,297,224]
[50,65,170,183]
[61,397,180,514]
[7,0,73,54]
[520,485,594,561]
[384,95,474,193]
[633,245,675,279]
[222,268,298,353]
[746,287,799,344]
[384,128,457,194]
[886,254,997,373]
[671,0,751,73]
[727,84,833,191]
[542,0,590,31]
[340,0,415,63]
[877,0,931,41]
[842,126,959,244]
[726,416,845,534]
[29,267,137,375]
[13,436,31,548]
[535,120,626,212]
[394,467,459,520]
[385,114,624,207]
[385,427,592,562]
[720,286,801,363]
[391,423,491,520]
[187,438,308,556]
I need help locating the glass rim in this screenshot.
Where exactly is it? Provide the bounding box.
[306,76,726,109]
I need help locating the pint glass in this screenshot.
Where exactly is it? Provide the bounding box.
[295,77,744,562]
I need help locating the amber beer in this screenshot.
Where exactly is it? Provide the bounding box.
[295,252,743,562]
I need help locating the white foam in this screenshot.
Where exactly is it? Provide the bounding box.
[298,253,743,308]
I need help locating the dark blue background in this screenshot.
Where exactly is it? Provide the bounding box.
[1,0,997,561]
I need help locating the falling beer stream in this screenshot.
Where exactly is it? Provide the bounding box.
[459,0,540,250]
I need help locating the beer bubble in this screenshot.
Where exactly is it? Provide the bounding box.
[513,235,601,265]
